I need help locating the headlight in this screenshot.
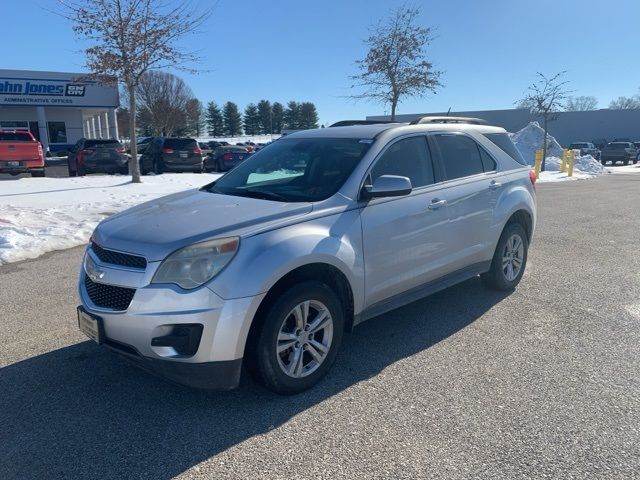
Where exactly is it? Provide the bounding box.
[152,237,239,289]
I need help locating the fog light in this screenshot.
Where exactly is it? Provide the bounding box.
[151,324,203,356]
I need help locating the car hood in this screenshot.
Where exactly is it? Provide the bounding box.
[93,189,313,261]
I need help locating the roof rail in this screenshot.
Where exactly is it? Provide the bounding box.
[329,120,396,127]
[409,116,489,126]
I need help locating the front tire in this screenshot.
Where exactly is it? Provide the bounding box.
[246,282,344,395]
[481,223,529,291]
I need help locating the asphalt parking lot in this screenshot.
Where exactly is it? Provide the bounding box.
[1,174,639,479]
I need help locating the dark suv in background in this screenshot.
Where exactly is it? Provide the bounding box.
[600,142,638,165]
[67,138,128,176]
[139,137,203,174]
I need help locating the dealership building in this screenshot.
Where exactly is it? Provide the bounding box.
[0,69,119,153]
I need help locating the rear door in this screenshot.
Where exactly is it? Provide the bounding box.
[360,135,452,308]
[429,132,499,270]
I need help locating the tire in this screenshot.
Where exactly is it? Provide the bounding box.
[77,163,86,177]
[31,168,45,178]
[481,222,529,291]
[246,281,344,395]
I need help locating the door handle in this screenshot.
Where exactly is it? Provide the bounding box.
[428,198,447,210]
[489,181,502,190]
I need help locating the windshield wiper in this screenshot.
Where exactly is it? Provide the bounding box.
[242,188,289,202]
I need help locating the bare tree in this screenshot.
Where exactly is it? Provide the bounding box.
[566,95,598,111]
[128,71,195,136]
[59,0,208,182]
[349,6,442,121]
[609,93,640,109]
[518,72,571,171]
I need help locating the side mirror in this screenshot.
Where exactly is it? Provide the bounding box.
[363,175,412,199]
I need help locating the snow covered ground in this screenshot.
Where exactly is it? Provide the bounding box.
[0,173,220,265]
[196,134,280,144]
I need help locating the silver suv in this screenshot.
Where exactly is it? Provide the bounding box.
[77,117,536,394]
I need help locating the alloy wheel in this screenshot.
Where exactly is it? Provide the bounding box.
[276,300,334,378]
[502,233,524,281]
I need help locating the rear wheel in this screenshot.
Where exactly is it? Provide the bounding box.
[246,282,344,394]
[481,223,528,291]
[77,162,86,177]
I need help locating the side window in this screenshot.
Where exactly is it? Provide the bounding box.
[434,134,484,180]
[371,136,434,188]
[479,147,497,172]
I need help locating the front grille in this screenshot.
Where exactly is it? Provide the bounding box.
[91,242,147,269]
[84,275,136,311]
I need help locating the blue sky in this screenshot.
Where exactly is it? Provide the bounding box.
[4,0,640,125]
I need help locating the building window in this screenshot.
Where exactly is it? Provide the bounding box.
[47,122,67,143]
[0,120,29,129]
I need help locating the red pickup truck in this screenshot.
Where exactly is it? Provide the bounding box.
[0,130,45,177]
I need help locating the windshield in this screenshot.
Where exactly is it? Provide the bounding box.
[209,137,372,202]
[607,143,629,149]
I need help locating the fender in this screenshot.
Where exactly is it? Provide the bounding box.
[492,177,536,250]
[208,208,365,313]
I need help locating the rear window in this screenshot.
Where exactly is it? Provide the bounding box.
[85,139,122,148]
[164,138,197,149]
[570,143,588,149]
[483,133,527,165]
[0,132,34,142]
[608,143,629,149]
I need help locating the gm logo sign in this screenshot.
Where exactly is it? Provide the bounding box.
[65,84,85,97]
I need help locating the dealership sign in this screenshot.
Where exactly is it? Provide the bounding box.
[0,70,119,107]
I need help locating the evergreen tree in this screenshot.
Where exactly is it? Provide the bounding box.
[205,101,224,136]
[223,101,243,136]
[299,102,319,129]
[257,99,272,134]
[271,102,284,133]
[243,103,261,135]
[284,101,301,129]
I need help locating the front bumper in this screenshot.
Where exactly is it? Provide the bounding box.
[78,247,265,390]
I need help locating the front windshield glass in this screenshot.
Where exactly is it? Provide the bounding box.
[209,137,372,202]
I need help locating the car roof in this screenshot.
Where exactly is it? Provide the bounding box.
[285,122,506,140]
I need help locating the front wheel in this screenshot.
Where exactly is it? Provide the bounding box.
[481,223,529,291]
[246,282,344,394]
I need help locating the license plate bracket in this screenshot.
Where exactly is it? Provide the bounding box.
[77,307,104,344]
[7,161,20,167]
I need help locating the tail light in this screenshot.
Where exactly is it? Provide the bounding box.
[162,147,174,154]
[193,146,202,155]
[529,169,537,189]
[223,153,233,161]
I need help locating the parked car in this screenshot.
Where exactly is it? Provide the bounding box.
[635,142,640,163]
[77,117,536,394]
[205,145,251,172]
[135,137,153,154]
[0,130,45,177]
[569,142,600,160]
[67,138,128,176]
[600,142,638,165]
[139,137,203,174]
[198,142,210,151]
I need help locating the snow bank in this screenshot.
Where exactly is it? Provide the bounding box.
[0,173,220,265]
[509,122,562,166]
[509,122,609,182]
[196,134,280,144]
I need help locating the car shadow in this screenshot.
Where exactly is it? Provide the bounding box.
[0,278,510,479]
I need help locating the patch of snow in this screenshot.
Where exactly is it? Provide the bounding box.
[196,134,281,144]
[0,173,221,265]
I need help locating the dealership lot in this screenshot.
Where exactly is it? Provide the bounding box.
[1,174,639,479]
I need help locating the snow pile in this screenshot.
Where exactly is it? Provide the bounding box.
[0,173,221,265]
[509,122,610,182]
[509,122,562,165]
[196,134,280,144]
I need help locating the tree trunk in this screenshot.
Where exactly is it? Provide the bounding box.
[127,83,142,183]
[390,100,397,122]
[541,116,548,172]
